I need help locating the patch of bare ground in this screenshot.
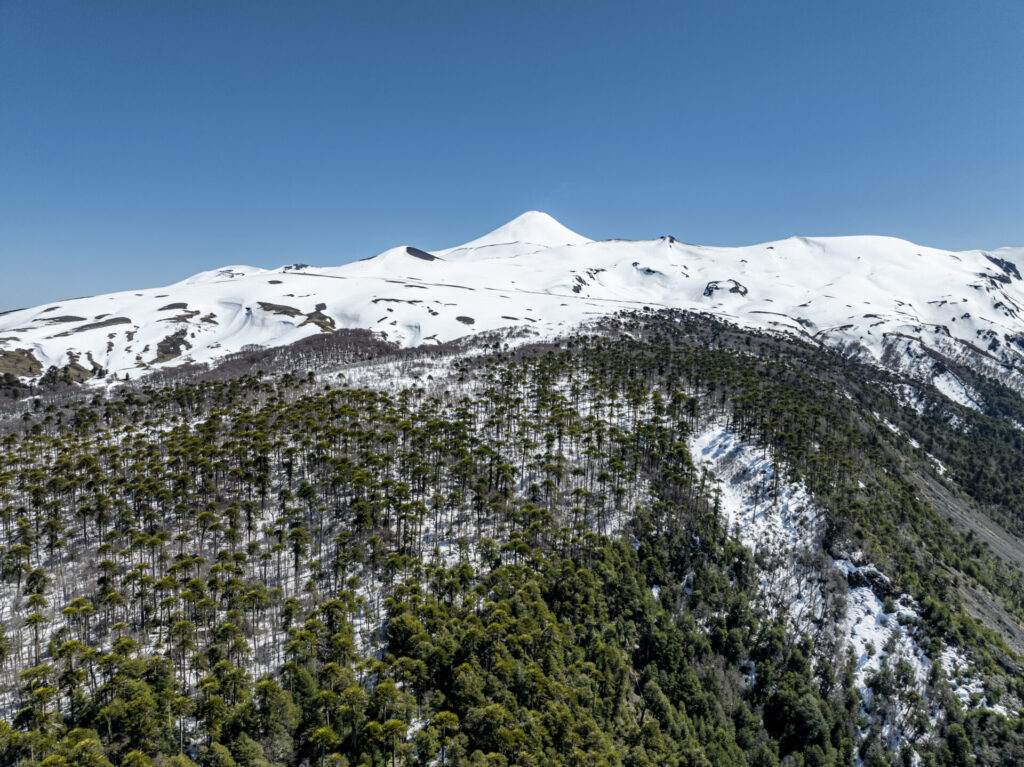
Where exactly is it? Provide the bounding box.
[903,464,1024,658]
[257,302,302,317]
[0,349,42,377]
[52,317,131,336]
[907,466,1024,570]
[39,315,86,324]
[299,303,335,332]
[957,578,1024,658]
[152,329,192,363]
[161,310,200,322]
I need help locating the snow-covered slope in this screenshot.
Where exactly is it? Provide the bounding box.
[688,424,1006,750]
[3,210,1024,394]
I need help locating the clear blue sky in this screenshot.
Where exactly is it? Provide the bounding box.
[2,1,1023,310]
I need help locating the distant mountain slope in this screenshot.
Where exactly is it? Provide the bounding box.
[3,211,1024,406]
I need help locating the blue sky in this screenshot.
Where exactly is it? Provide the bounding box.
[1,1,1023,309]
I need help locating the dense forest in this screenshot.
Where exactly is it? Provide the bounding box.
[0,311,1023,766]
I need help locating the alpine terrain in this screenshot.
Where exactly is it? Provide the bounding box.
[1,214,1024,766]
[4,211,1024,405]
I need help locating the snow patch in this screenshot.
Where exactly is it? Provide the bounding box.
[687,423,1007,754]
[932,371,983,411]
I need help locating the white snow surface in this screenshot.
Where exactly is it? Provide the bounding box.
[931,370,983,411]
[4,211,1024,402]
[688,427,821,555]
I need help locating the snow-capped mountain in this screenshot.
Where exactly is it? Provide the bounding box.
[3,211,1024,401]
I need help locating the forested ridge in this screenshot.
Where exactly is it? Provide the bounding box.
[0,311,1023,766]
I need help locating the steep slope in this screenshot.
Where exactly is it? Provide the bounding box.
[5,311,1024,765]
[2,213,1024,410]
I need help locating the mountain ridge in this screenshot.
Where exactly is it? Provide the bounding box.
[4,212,1024,411]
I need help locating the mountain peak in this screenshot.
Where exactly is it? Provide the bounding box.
[440,211,592,257]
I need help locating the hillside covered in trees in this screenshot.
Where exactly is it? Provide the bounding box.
[1,311,1024,766]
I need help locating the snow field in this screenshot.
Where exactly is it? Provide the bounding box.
[5,212,1024,416]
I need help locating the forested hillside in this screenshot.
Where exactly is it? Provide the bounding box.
[1,311,1023,766]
